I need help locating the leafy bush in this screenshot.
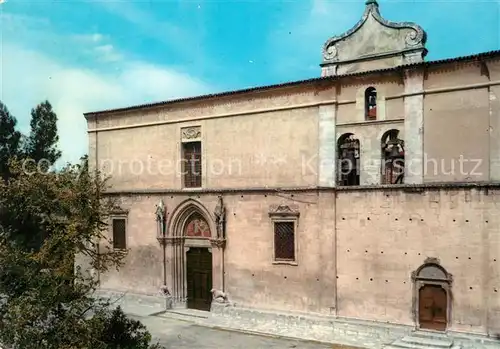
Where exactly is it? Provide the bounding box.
[0,159,164,349]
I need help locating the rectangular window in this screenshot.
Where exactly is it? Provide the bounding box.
[112,218,126,250]
[182,141,202,188]
[274,221,295,261]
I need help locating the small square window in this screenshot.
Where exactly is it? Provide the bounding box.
[274,221,295,262]
[112,218,127,250]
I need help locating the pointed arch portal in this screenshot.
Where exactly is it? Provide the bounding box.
[164,199,224,311]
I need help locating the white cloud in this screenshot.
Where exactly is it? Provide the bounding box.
[0,14,212,166]
[94,44,123,62]
[72,33,105,44]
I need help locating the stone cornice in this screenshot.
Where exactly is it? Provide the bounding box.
[101,182,500,197]
[84,50,500,121]
[87,79,500,133]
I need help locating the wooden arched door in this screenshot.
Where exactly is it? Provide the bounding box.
[412,260,452,332]
[418,284,447,331]
[186,247,213,311]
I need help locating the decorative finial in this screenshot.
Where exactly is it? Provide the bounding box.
[366,0,378,5]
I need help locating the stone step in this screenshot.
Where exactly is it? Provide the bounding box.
[154,308,210,324]
[400,334,453,348]
[385,341,450,349]
[384,331,456,349]
[412,330,451,339]
[385,344,461,349]
[384,342,433,349]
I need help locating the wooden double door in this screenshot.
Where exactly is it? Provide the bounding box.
[418,284,447,331]
[186,247,213,311]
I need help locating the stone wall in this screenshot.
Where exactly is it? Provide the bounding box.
[100,185,500,337]
[86,55,500,341]
[99,191,337,315]
[423,63,491,183]
[336,186,500,336]
[88,85,331,191]
[223,191,336,314]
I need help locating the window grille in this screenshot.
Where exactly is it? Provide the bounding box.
[112,218,126,249]
[274,221,295,261]
[183,142,202,188]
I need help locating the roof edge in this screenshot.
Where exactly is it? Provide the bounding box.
[84,49,500,118]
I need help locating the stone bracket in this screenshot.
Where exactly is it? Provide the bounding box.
[210,238,226,249]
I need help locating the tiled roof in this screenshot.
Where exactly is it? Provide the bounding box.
[84,49,500,118]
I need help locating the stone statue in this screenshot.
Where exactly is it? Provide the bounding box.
[213,195,226,239]
[155,199,166,235]
[159,284,171,296]
[211,288,228,303]
[158,285,173,309]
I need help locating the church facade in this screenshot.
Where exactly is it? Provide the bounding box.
[84,1,500,348]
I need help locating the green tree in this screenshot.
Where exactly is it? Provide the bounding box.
[0,101,21,181]
[23,100,62,171]
[0,158,163,349]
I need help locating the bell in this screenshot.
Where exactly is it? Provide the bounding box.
[390,145,401,158]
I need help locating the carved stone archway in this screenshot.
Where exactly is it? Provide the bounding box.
[411,258,452,331]
[164,198,226,310]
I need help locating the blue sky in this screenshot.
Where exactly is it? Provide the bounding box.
[0,0,499,165]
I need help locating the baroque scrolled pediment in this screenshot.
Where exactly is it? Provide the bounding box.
[321,0,427,66]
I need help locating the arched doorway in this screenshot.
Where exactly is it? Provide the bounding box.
[166,199,222,312]
[412,259,452,332]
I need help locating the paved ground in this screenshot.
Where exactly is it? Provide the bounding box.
[133,314,341,349]
[112,298,360,349]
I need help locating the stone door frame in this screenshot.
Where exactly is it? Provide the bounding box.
[165,199,225,309]
[411,257,453,332]
[185,246,213,311]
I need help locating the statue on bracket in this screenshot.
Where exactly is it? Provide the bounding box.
[213,195,226,240]
[155,199,167,236]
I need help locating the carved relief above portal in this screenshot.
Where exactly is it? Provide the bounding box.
[268,204,300,218]
[181,126,201,141]
[184,213,211,238]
